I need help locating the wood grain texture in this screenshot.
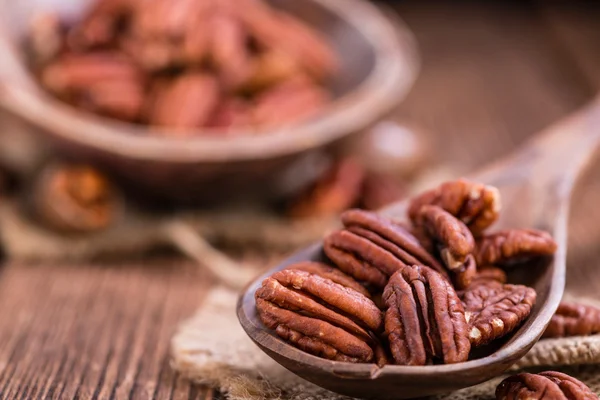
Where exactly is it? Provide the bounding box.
[1,2,600,399]
[0,261,217,399]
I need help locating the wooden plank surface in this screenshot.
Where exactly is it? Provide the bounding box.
[1,2,600,399]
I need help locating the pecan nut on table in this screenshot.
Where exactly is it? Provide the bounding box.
[496,371,597,400]
[255,179,558,366]
[25,0,338,134]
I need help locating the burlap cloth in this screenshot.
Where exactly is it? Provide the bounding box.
[171,287,600,399]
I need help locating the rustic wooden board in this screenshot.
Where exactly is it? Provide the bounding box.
[1,2,600,399]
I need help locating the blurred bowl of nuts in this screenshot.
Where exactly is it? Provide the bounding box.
[0,0,418,203]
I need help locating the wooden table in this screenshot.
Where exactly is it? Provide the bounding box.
[1,2,600,399]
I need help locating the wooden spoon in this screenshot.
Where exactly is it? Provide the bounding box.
[237,97,600,399]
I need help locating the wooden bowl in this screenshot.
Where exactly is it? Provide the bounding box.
[0,0,418,203]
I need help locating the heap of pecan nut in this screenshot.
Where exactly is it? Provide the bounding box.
[255,178,558,366]
[26,0,338,134]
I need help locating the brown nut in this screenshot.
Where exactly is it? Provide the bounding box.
[242,50,300,92]
[78,78,145,121]
[148,73,220,131]
[206,98,252,130]
[383,265,471,365]
[543,302,600,339]
[475,229,557,267]
[408,179,501,236]
[287,261,371,298]
[496,371,596,400]
[360,172,406,211]
[238,0,337,80]
[287,159,365,219]
[32,164,120,233]
[41,52,142,96]
[255,268,382,363]
[461,281,536,347]
[323,209,448,289]
[251,75,329,129]
[67,0,134,50]
[208,12,253,90]
[415,205,476,289]
[471,266,507,285]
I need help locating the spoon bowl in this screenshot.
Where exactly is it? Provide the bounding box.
[237,98,600,399]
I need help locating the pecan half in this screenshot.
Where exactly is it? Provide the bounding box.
[242,50,299,92]
[496,371,596,400]
[148,73,220,131]
[41,52,142,97]
[475,229,557,266]
[543,302,600,339]
[287,158,365,219]
[472,266,507,285]
[287,261,370,298]
[32,164,120,233]
[208,12,253,90]
[255,268,382,363]
[251,75,329,129]
[461,281,536,346]
[324,209,448,288]
[415,205,476,289]
[67,0,133,50]
[408,179,501,236]
[238,0,337,80]
[383,265,471,365]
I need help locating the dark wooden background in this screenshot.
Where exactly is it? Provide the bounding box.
[1,1,600,399]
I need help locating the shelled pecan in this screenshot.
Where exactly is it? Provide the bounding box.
[67,0,134,50]
[408,179,501,236]
[414,205,476,289]
[31,164,120,233]
[471,266,507,285]
[324,209,448,288]
[287,159,365,219]
[475,229,558,267]
[543,302,600,339]
[461,281,536,347]
[251,75,329,129]
[383,265,471,365]
[41,52,143,97]
[496,371,597,400]
[287,261,371,298]
[148,73,220,131]
[255,267,382,363]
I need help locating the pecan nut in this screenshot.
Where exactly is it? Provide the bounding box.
[415,205,476,289]
[287,159,365,219]
[461,281,536,346]
[471,266,507,285]
[41,52,143,98]
[148,73,220,131]
[475,229,558,266]
[251,75,329,129]
[383,265,471,365]
[543,302,600,339]
[287,261,371,298]
[409,179,501,236]
[324,209,448,288]
[496,371,596,400]
[255,267,382,363]
[32,164,120,233]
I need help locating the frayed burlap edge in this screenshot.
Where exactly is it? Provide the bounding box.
[171,288,600,400]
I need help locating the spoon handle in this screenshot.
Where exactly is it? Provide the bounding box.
[474,96,600,196]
